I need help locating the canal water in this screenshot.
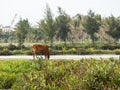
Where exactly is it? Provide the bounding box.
[0,55,119,60]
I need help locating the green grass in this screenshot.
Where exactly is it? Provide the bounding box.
[0,59,34,89]
[0,58,120,89]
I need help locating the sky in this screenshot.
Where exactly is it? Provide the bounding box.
[0,0,120,26]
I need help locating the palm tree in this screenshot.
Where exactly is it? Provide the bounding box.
[56,7,71,44]
[38,4,57,47]
[83,10,101,47]
[105,15,120,43]
[72,14,81,30]
[15,19,31,48]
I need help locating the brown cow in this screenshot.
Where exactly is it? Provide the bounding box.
[32,44,50,60]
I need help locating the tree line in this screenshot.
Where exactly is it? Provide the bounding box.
[0,4,120,47]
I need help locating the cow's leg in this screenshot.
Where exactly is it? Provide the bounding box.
[47,51,50,59]
[32,49,35,60]
[33,53,35,60]
[45,55,47,59]
[44,54,48,60]
[33,52,36,60]
[46,54,49,60]
[45,53,49,60]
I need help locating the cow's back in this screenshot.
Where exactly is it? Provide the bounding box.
[32,44,49,54]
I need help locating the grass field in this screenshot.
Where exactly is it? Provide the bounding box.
[0,58,120,90]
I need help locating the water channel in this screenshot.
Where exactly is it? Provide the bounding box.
[0,55,120,60]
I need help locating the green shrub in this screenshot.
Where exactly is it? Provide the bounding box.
[7,44,18,50]
[82,59,120,90]
[12,59,85,90]
[0,48,11,55]
[93,50,114,54]
[102,44,120,50]
[13,59,120,90]
[77,48,90,55]
[12,58,47,90]
[0,60,34,89]
[11,50,24,55]
[0,46,3,50]
[114,49,120,55]
[0,73,16,89]
[22,50,32,55]
[67,48,77,54]
[1,59,120,89]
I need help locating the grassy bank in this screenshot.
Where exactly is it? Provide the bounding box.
[0,43,120,55]
[0,58,120,89]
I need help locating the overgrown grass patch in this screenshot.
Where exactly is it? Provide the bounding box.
[0,59,34,89]
[0,58,120,89]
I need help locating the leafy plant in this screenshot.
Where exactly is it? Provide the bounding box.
[0,60,34,89]
[83,59,120,90]
[1,58,120,89]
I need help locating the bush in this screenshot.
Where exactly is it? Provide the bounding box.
[115,49,120,55]
[11,50,24,55]
[23,50,33,55]
[0,73,16,89]
[12,59,120,90]
[0,60,34,89]
[0,46,3,50]
[0,59,120,89]
[12,59,84,90]
[94,50,114,54]
[12,58,47,90]
[68,48,77,54]
[7,44,18,50]
[82,59,120,90]
[0,48,12,55]
[77,48,90,55]
[102,45,120,50]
